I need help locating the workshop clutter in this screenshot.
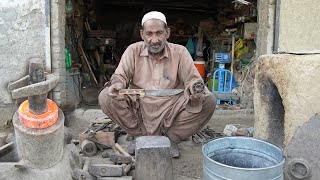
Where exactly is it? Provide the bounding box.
[186,16,257,109]
[71,117,135,179]
[64,0,257,110]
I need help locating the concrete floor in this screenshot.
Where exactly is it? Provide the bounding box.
[65,105,254,179]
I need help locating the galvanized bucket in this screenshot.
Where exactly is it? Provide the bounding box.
[202,137,285,180]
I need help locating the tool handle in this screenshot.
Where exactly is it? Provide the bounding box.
[118,89,145,97]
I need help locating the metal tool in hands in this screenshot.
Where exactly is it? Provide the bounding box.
[118,89,184,97]
[191,80,205,96]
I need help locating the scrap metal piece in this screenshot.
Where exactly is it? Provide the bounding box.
[81,140,97,157]
[191,80,205,96]
[72,168,95,180]
[109,153,132,164]
[89,164,123,177]
[192,127,225,144]
[0,142,14,159]
[72,158,95,180]
[284,113,320,179]
[118,89,184,97]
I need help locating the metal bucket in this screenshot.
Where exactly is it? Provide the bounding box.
[202,137,285,180]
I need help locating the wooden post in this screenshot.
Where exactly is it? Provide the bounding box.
[231,34,235,74]
[28,58,47,114]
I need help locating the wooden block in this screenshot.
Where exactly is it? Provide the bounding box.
[79,131,115,147]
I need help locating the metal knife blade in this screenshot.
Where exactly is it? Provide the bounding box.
[119,89,184,97]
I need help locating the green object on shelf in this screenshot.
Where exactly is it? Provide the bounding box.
[65,48,72,70]
[208,79,218,91]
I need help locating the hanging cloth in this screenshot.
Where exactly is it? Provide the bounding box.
[186,38,195,55]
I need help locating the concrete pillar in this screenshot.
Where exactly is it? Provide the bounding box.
[135,136,173,180]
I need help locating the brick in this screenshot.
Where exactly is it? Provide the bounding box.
[135,136,173,180]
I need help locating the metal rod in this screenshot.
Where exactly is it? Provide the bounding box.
[0,142,14,158]
[273,0,281,53]
[28,58,48,114]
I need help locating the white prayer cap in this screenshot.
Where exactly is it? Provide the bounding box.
[141,11,167,26]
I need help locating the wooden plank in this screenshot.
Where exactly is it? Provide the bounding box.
[79,45,98,85]
[231,34,235,74]
[79,131,115,147]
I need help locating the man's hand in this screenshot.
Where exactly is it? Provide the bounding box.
[108,83,124,97]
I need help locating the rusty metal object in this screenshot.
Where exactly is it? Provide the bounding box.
[81,140,97,157]
[89,164,123,177]
[191,80,205,96]
[284,113,320,179]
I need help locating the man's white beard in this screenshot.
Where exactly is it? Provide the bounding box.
[146,40,167,54]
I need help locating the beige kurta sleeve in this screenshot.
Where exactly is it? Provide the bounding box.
[109,45,135,88]
[178,48,203,93]
[178,47,205,113]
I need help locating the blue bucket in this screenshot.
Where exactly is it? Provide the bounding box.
[202,137,285,180]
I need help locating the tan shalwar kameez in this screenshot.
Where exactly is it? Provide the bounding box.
[98,41,216,143]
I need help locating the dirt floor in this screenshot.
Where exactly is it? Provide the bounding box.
[65,103,254,180]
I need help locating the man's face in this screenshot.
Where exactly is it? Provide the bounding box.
[140,19,170,54]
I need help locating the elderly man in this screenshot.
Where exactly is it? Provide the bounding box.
[98,11,216,157]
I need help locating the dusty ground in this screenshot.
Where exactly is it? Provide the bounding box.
[65,104,254,180]
[1,86,255,179]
